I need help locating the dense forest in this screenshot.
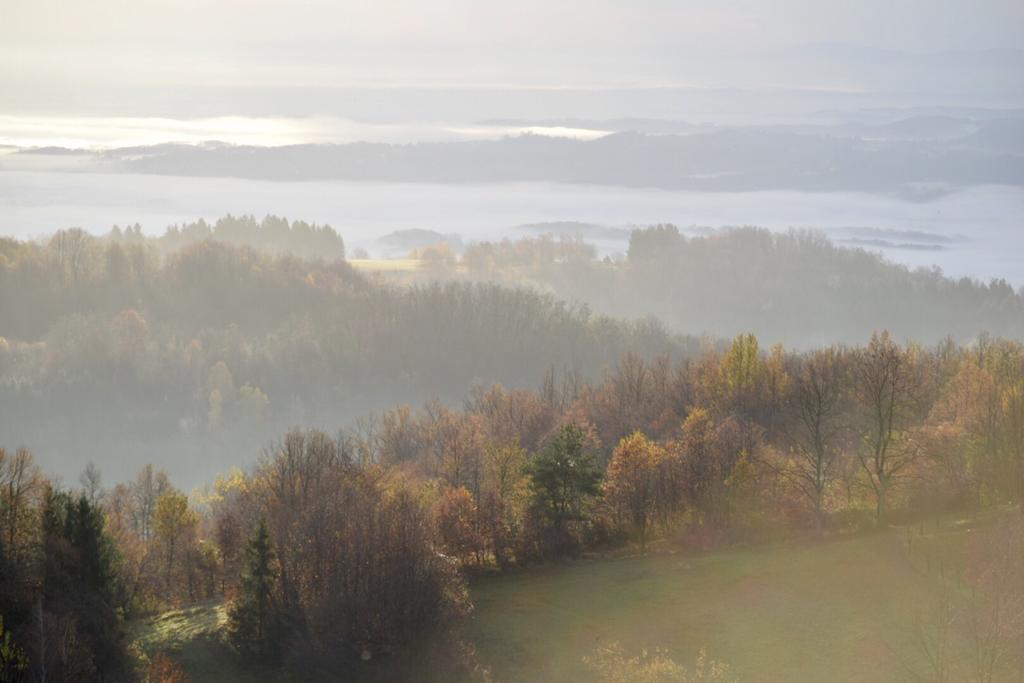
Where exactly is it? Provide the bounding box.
[0,331,1021,680]
[1,219,1023,680]
[4,219,1023,484]
[107,215,347,261]
[0,226,694,484]
[401,225,1024,347]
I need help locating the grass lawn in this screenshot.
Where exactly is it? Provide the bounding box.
[129,600,278,682]
[464,518,984,682]
[131,516,995,681]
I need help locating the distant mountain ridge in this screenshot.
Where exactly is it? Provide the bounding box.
[9,117,1023,194]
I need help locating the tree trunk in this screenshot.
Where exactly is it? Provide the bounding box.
[876,482,888,525]
[167,538,176,591]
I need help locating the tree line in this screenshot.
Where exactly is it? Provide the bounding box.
[402,226,1024,347]
[346,331,1023,563]
[107,214,346,260]
[0,331,1021,678]
[0,229,695,485]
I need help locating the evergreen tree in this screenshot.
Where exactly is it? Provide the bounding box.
[39,487,127,680]
[228,519,278,658]
[526,424,602,556]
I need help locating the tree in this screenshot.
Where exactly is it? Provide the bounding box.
[79,461,103,504]
[929,359,1000,505]
[481,442,529,567]
[378,405,422,464]
[676,409,719,526]
[196,541,221,599]
[0,616,27,682]
[484,442,529,506]
[434,487,482,564]
[39,487,127,679]
[854,332,924,523]
[228,520,278,659]
[206,361,235,428]
[153,490,198,595]
[146,653,189,683]
[526,424,602,556]
[422,404,486,495]
[236,384,270,424]
[782,348,849,531]
[1003,380,1024,510]
[130,464,169,541]
[963,515,1024,682]
[604,431,665,551]
[0,448,41,569]
[50,228,95,290]
[717,333,763,420]
[627,223,680,262]
[215,509,243,593]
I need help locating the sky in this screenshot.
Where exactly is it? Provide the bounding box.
[2,0,1022,121]
[0,1,1020,287]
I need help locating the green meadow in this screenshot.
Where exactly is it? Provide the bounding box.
[132,515,997,682]
[465,523,975,682]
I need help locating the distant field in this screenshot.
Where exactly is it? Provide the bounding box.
[348,258,422,272]
[131,516,996,682]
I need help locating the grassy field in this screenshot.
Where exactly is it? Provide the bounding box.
[131,517,993,682]
[348,258,423,273]
[464,518,986,682]
[128,600,276,682]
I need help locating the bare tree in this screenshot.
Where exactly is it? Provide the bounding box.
[0,448,42,566]
[130,464,170,541]
[50,228,95,290]
[964,516,1024,682]
[781,348,850,531]
[79,461,104,504]
[854,332,924,523]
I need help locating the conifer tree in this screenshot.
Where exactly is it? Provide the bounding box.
[227,519,278,658]
[526,424,602,556]
[39,488,126,680]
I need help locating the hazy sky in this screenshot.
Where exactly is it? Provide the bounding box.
[3,0,1022,118]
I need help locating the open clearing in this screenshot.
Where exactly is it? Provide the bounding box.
[348,258,422,272]
[465,518,982,682]
[133,516,992,681]
[128,601,262,682]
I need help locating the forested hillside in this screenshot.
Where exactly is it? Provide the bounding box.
[2,219,1022,681]
[0,229,693,484]
[1,332,1021,680]
[29,124,1024,193]
[108,214,347,260]
[411,226,1024,347]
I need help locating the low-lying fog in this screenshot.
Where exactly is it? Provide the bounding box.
[2,168,1021,285]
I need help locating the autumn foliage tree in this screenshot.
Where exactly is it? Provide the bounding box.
[604,431,665,551]
[434,487,482,564]
[153,489,199,598]
[480,442,529,567]
[235,429,470,663]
